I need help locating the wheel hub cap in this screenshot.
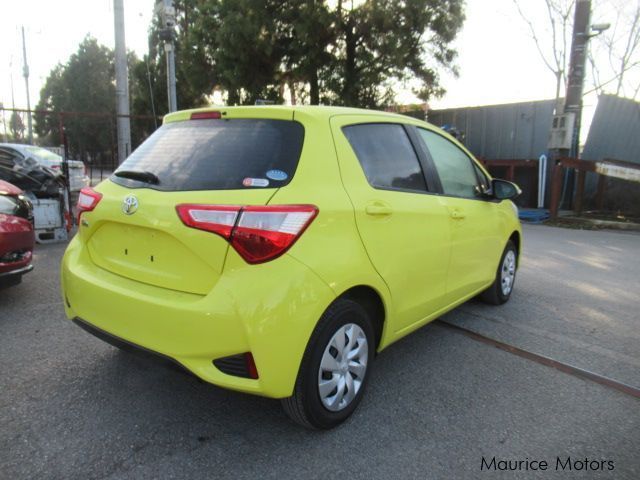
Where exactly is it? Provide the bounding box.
[318,323,368,412]
[501,250,516,296]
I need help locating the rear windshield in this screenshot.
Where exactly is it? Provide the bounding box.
[111,118,304,191]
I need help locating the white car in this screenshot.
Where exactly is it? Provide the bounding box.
[0,143,89,192]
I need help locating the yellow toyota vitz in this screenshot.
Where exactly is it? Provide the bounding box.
[61,106,522,429]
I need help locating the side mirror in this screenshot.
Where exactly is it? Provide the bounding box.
[492,179,521,200]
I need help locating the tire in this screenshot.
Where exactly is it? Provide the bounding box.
[481,240,518,305]
[0,274,22,289]
[281,298,375,430]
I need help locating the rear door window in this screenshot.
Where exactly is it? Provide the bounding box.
[112,119,304,191]
[343,123,427,192]
[417,128,480,199]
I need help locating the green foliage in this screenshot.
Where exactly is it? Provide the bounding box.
[8,112,26,141]
[185,0,464,107]
[35,36,115,162]
[326,0,466,107]
[131,1,215,116]
[196,0,285,104]
[34,0,465,160]
[166,0,465,107]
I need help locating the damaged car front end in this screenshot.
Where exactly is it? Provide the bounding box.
[0,180,35,288]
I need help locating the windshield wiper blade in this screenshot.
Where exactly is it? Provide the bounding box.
[114,170,160,185]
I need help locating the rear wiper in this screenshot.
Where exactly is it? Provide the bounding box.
[114,170,160,185]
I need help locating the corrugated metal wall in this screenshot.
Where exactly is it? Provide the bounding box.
[581,95,640,210]
[582,95,640,164]
[427,99,556,159]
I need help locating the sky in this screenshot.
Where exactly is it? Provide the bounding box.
[0,0,637,118]
[1,0,155,111]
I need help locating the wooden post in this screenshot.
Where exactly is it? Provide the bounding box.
[575,169,586,215]
[595,174,606,210]
[549,161,564,218]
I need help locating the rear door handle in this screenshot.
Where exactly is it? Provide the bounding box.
[365,203,393,216]
[450,209,466,220]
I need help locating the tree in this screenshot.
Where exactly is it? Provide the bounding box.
[35,36,164,162]
[187,0,465,107]
[589,0,640,99]
[130,0,217,116]
[194,0,286,104]
[284,0,335,105]
[9,112,25,142]
[324,0,465,107]
[513,0,575,111]
[35,36,115,162]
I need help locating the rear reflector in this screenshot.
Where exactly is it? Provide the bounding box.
[190,111,222,120]
[77,187,103,222]
[213,352,259,379]
[176,204,318,264]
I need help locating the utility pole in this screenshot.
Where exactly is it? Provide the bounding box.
[21,26,33,144]
[0,103,7,143]
[10,58,16,109]
[548,0,610,217]
[114,0,132,164]
[563,0,591,160]
[157,0,177,112]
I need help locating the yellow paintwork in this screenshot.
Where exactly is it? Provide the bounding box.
[61,105,522,398]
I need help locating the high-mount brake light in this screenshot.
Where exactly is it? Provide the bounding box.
[190,111,222,120]
[77,187,103,222]
[176,204,318,264]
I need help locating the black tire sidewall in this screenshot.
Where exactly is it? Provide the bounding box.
[300,300,375,429]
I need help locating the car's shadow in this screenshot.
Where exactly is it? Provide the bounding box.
[69,319,450,439]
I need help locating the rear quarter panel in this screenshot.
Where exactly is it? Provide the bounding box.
[269,109,393,348]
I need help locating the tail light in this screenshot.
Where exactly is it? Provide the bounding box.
[176,204,318,264]
[77,187,102,222]
[175,204,240,238]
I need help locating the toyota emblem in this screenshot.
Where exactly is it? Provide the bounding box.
[122,194,139,215]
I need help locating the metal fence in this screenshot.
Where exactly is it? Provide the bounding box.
[426,99,556,160]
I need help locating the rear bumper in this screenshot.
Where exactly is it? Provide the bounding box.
[0,263,33,278]
[72,317,192,374]
[61,235,335,398]
[0,263,33,287]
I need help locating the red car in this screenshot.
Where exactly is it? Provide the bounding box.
[0,180,34,288]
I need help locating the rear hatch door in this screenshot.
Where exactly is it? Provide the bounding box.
[85,110,303,295]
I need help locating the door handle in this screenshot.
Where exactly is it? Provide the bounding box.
[450,209,466,220]
[365,203,393,216]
